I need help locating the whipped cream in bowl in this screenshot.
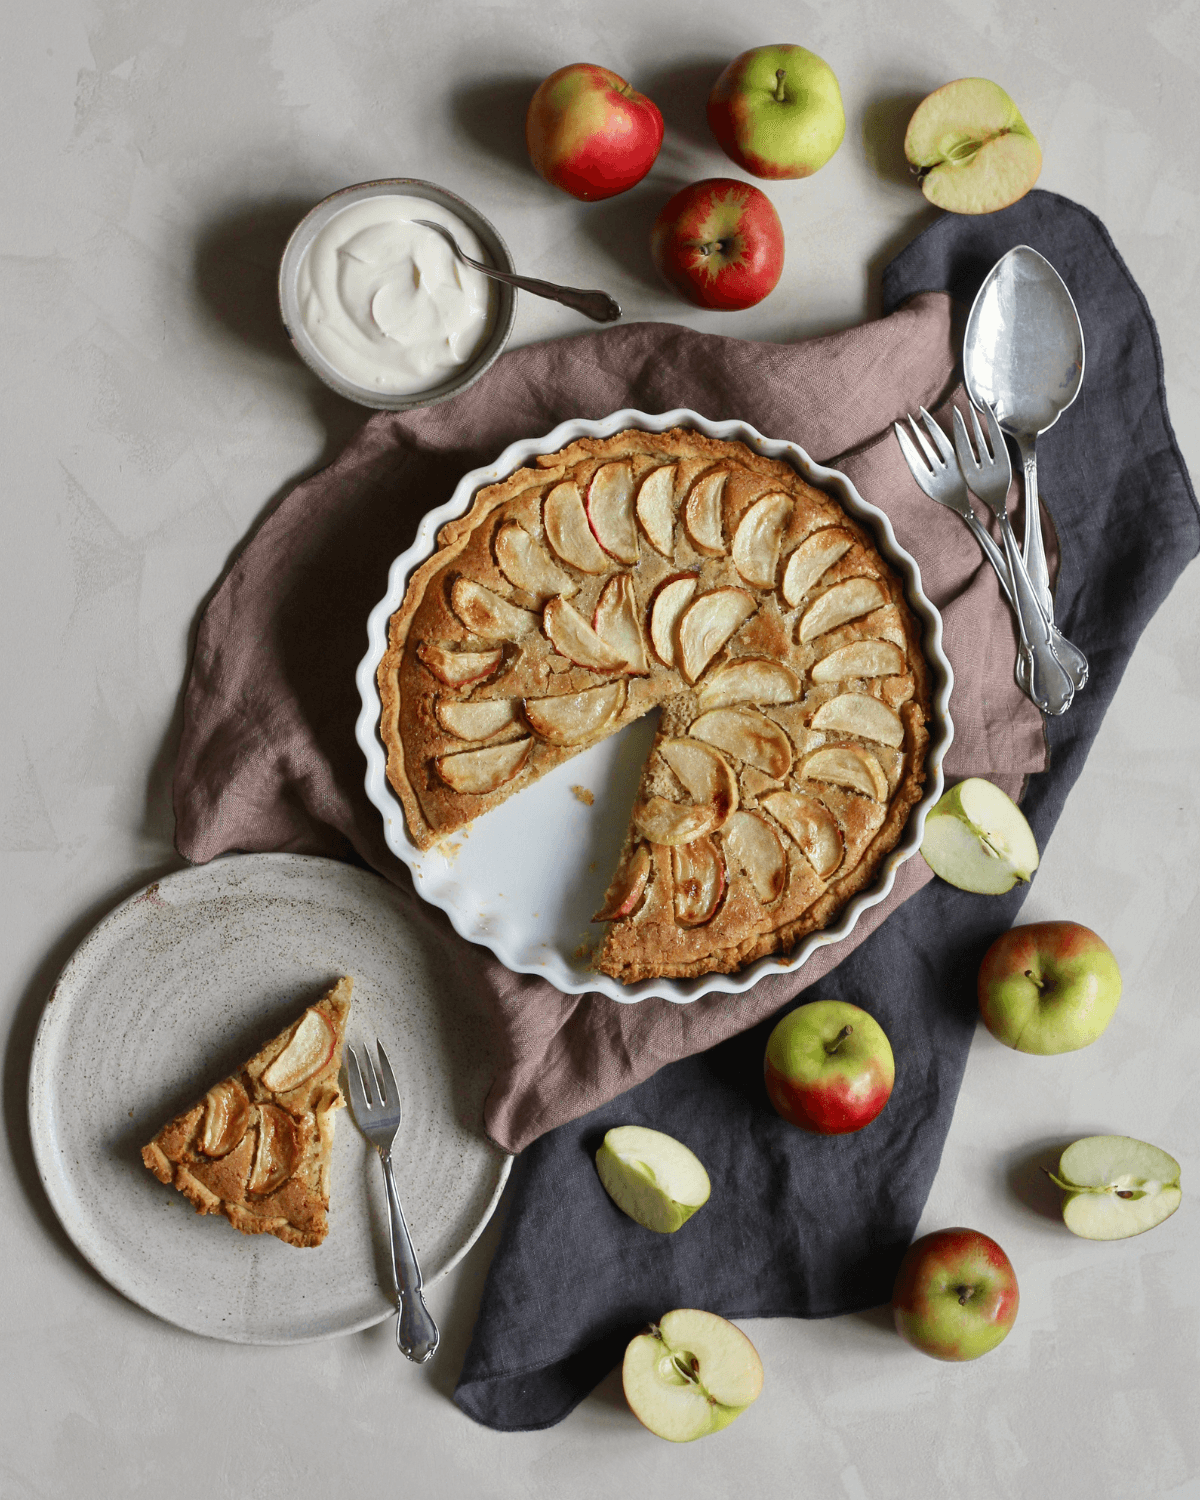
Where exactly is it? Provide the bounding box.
[279,180,516,411]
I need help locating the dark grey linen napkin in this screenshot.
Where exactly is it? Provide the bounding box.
[452,191,1199,1431]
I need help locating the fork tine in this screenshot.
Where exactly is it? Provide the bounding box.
[970,403,990,462]
[952,406,979,472]
[894,421,928,473]
[375,1042,401,1110]
[918,407,956,465]
[346,1045,369,1115]
[908,415,942,470]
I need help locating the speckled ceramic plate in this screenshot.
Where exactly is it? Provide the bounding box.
[28,855,512,1344]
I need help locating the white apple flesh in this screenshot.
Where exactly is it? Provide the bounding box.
[1048,1136,1181,1241]
[622,1309,763,1442]
[595,1125,711,1233]
[905,78,1042,216]
[920,777,1038,893]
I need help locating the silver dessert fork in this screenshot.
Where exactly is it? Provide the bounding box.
[346,1042,439,1362]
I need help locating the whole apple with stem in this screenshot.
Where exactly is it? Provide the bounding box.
[707,43,845,179]
[892,1227,1019,1361]
[978,920,1122,1054]
[525,63,663,201]
[764,999,894,1134]
[650,178,784,311]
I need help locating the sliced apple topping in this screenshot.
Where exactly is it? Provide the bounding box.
[593,574,649,674]
[672,836,726,927]
[543,481,610,574]
[199,1079,251,1158]
[649,574,698,668]
[811,639,905,683]
[782,528,854,606]
[689,708,793,779]
[416,642,503,687]
[696,656,801,711]
[677,588,757,684]
[525,681,626,745]
[543,597,629,671]
[800,744,888,801]
[247,1103,303,1198]
[494,523,578,602]
[659,739,738,824]
[732,493,791,589]
[586,461,638,564]
[636,464,678,556]
[762,791,844,880]
[722,811,788,903]
[437,737,532,794]
[633,798,722,847]
[683,469,729,555]
[261,1009,336,1093]
[451,577,539,640]
[435,697,519,741]
[593,842,652,922]
[811,693,905,748]
[798,578,888,643]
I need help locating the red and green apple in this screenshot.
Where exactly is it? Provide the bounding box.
[650,178,784,311]
[978,920,1122,1054]
[707,44,845,179]
[763,999,895,1134]
[892,1227,1019,1361]
[525,64,663,201]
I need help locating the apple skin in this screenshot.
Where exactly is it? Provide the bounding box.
[892,1227,1019,1361]
[707,44,845,180]
[978,921,1122,1055]
[650,179,784,312]
[763,999,895,1135]
[526,64,664,202]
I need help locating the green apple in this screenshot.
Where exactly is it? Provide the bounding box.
[892,1227,1019,1361]
[622,1309,763,1442]
[706,44,845,179]
[978,920,1122,1054]
[919,777,1038,893]
[1047,1136,1182,1240]
[595,1125,711,1233]
[905,78,1042,214]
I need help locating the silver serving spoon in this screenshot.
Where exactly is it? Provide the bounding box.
[413,219,621,324]
[963,245,1088,690]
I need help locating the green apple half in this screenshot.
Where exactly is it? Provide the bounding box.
[622,1309,763,1442]
[920,777,1038,894]
[905,78,1041,214]
[1047,1136,1182,1240]
[595,1125,711,1233]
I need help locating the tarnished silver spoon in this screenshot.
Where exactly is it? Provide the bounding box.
[414,219,621,324]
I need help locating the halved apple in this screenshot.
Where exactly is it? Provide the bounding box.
[261,1009,337,1092]
[683,470,729,556]
[800,744,888,801]
[696,657,801,711]
[543,597,629,671]
[544,480,610,574]
[593,842,652,921]
[247,1103,302,1198]
[593,574,649,674]
[811,693,905,748]
[1048,1136,1182,1241]
[905,78,1042,215]
[451,577,540,640]
[634,798,722,847]
[781,528,854,606]
[722,811,787,902]
[622,1309,764,1443]
[672,836,726,926]
[649,574,699,668]
[732,493,791,589]
[761,791,844,879]
[798,578,887,643]
[920,777,1038,894]
[636,464,678,556]
[659,739,738,823]
[525,681,626,745]
[416,641,503,687]
[596,1125,711,1233]
[494,523,578,602]
[811,639,905,683]
[586,461,638,564]
[677,588,757,683]
[436,737,532,793]
[199,1079,251,1158]
[435,697,518,741]
[689,708,793,778]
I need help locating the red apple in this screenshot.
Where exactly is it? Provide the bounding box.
[525,64,664,201]
[763,999,894,1134]
[650,178,784,311]
[892,1228,1019,1361]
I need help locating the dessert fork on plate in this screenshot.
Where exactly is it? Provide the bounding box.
[346,1042,440,1362]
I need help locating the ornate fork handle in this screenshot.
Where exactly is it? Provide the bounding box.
[380,1147,439,1362]
[1014,435,1089,691]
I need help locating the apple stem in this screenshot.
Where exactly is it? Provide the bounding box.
[773,68,787,103]
[955,1285,973,1306]
[824,1024,854,1055]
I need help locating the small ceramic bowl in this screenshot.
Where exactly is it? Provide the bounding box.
[278,178,517,412]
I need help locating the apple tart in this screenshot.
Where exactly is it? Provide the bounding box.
[141,977,351,1247]
[378,428,931,982]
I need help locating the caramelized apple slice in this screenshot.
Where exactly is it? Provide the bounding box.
[683,469,729,555]
[593,574,648,674]
[781,528,854,606]
[696,657,801,711]
[544,481,610,574]
[689,708,793,778]
[800,744,888,801]
[524,681,626,744]
[649,574,699,668]
[811,693,905,748]
[722,811,788,903]
[435,697,519,741]
[633,798,722,846]
[437,737,532,793]
[416,642,503,687]
[199,1079,251,1158]
[761,791,844,879]
[636,464,678,556]
[451,577,539,640]
[672,836,726,927]
[495,523,578,602]
[798,578,888,643]
[544,597,629,671]
[810,639,905,683]
[261,1009,336,1092]
[593,843,652,922]
[677,588,757,683]
[732,493,791,588]
[586,461,638,564]
[247,1104,302,1198]
[659,740,738,824]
